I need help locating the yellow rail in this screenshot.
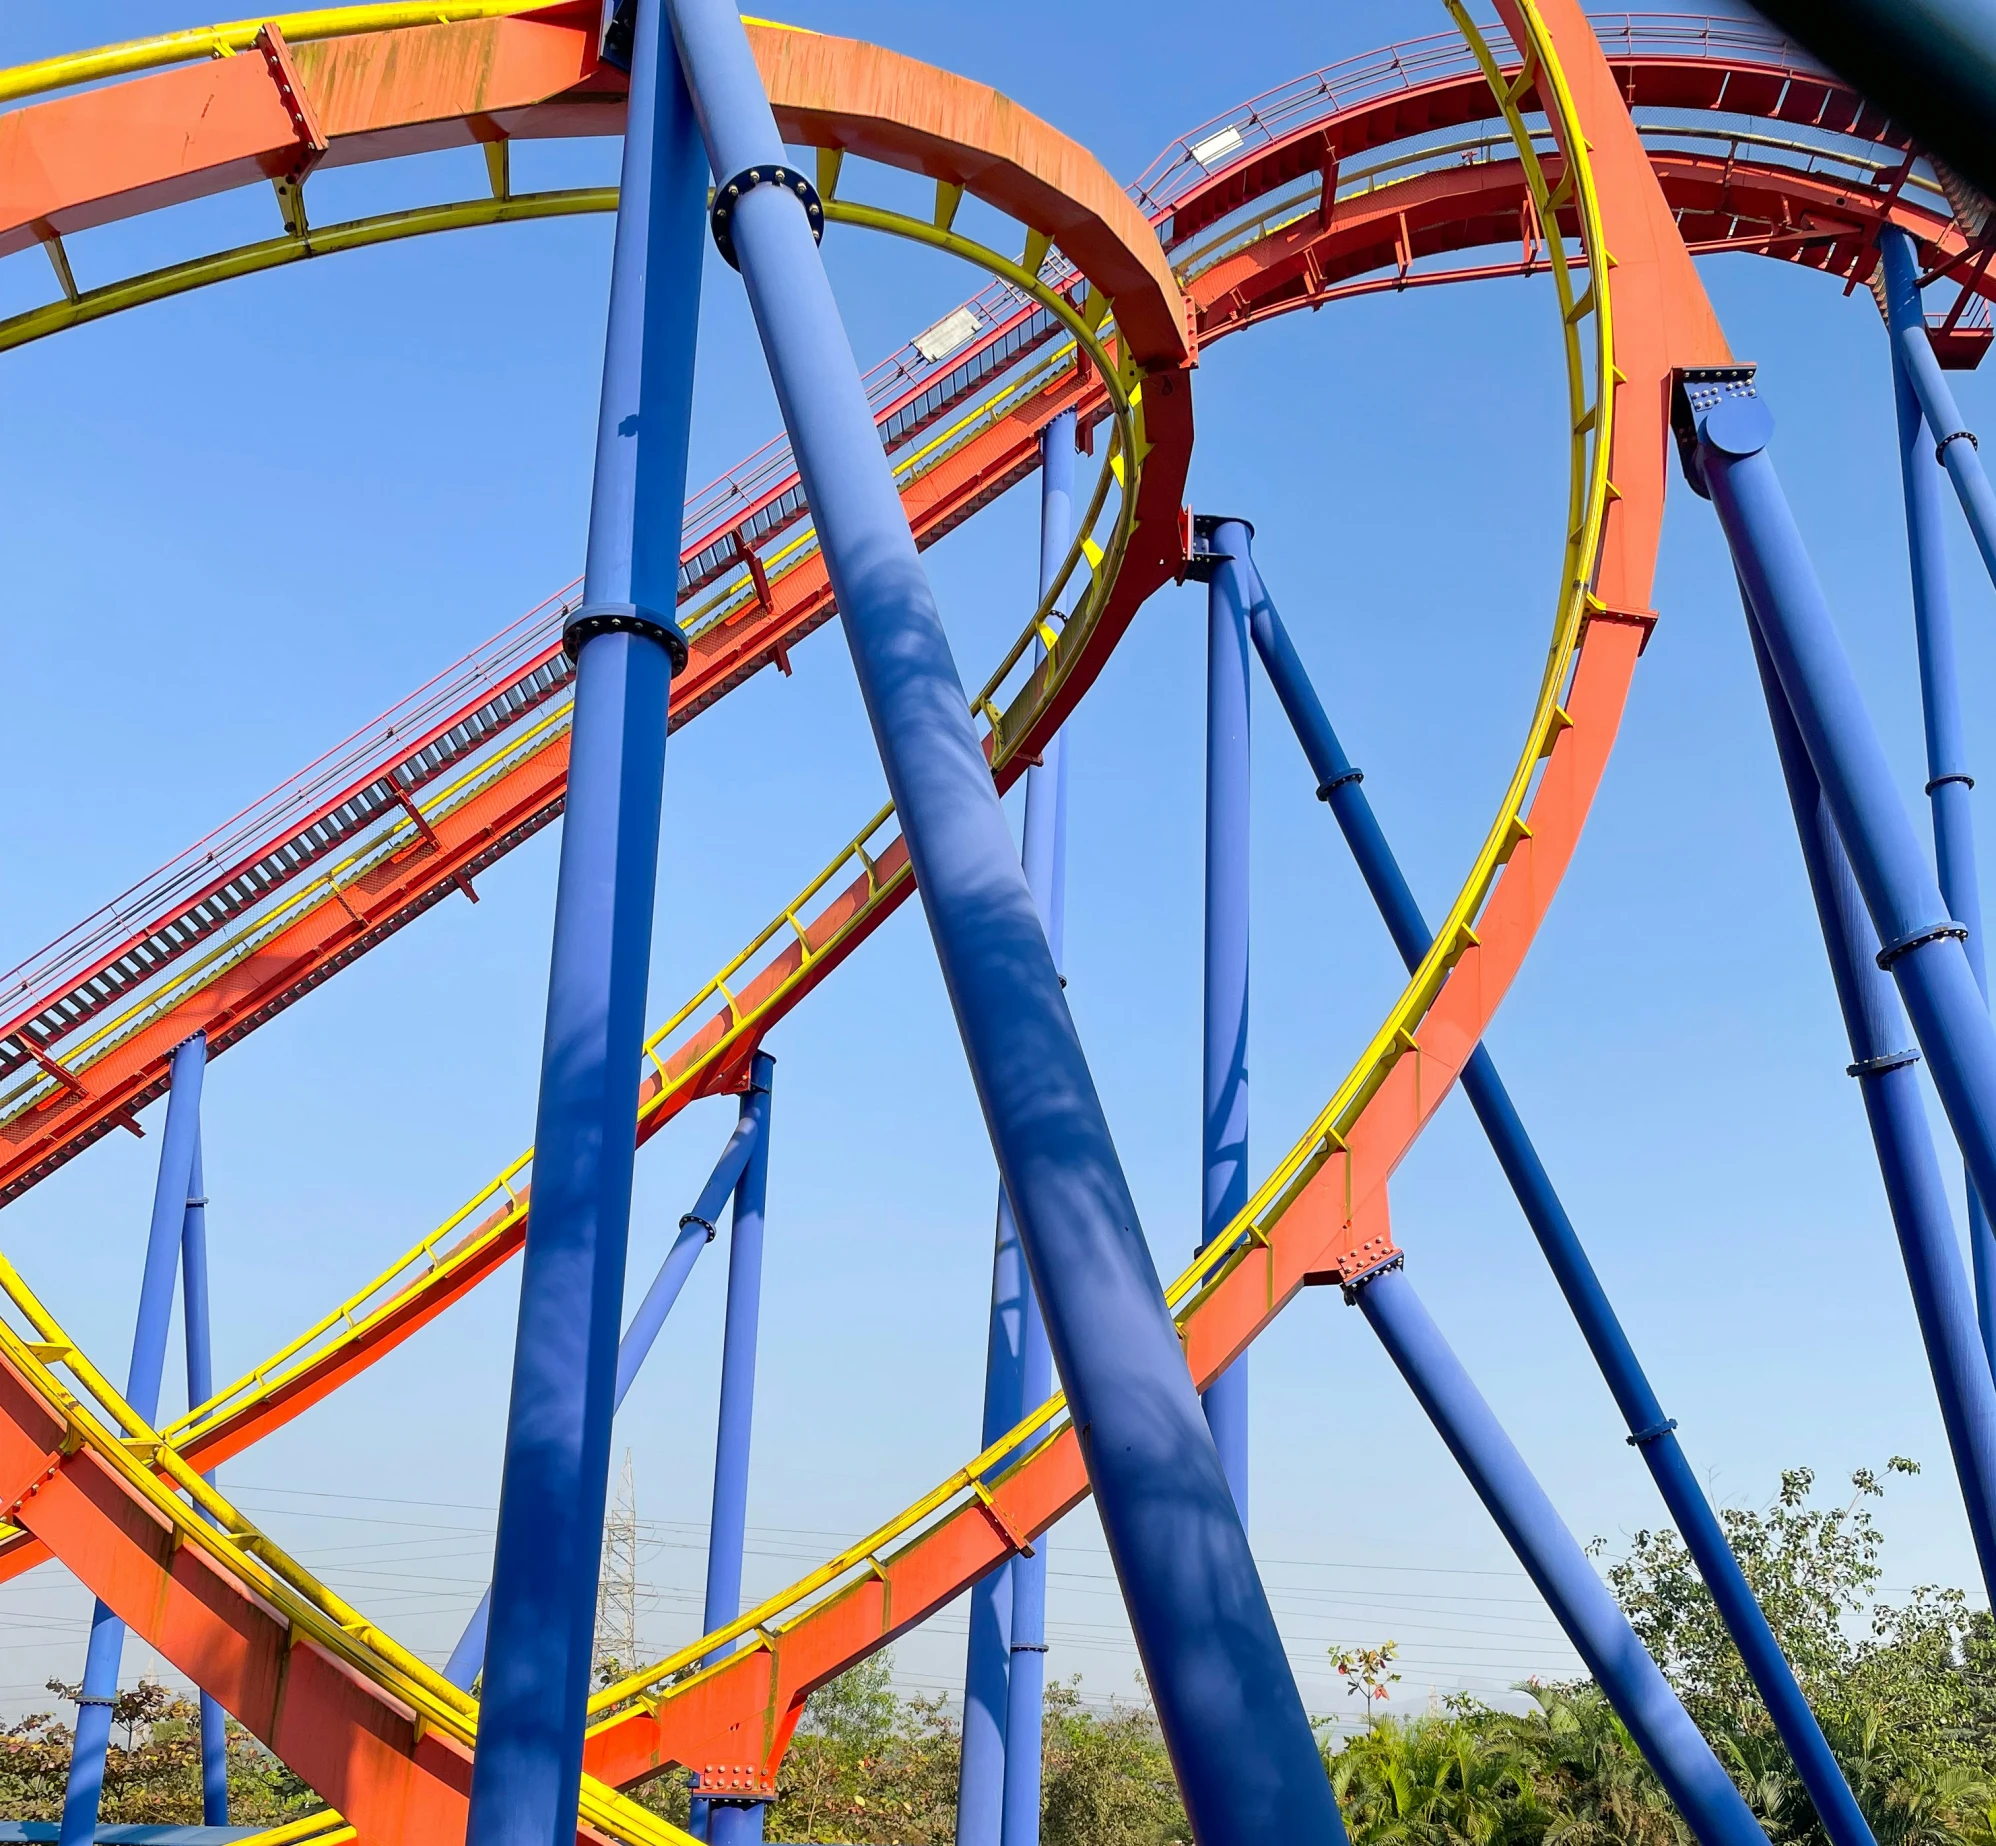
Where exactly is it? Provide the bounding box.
[160,204,1135,1456]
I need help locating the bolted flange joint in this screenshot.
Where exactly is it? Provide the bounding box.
[563,601,689,673]
[710,164,824,271]
[1669,363,1762,499]
[1875,919,1968,970]
[1182,511,1254,584]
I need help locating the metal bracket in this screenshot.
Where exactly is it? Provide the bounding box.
[1181,511,1254,583]
[1669,363,1759,498]
[710,165,824,271]
[1847,1048,1921,1079]
[1875,919,1968,969]
[563,601,690,673]
[598,0,637,71]
[1624,1417,1678,1448]
[1338,1250,1406,1305]
[1317,768,1363,800]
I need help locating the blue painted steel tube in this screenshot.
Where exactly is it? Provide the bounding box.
[663,12,1342,1837]
[1879,232,1996,618]
[1882,227,1996,1375]
[59,1034,208,1846]
[1353,1265,1769,1846]
[445,1109,760,1691]
[1245,561,1877,1846]
[1201,518,1253,1524]
[1694,384,1996,1295]
[463,1,703,1838]
[699,1054,775,1846]
[179,1131,229,1825]
[1745,605,1996,1601]
[996,409,1075,1846]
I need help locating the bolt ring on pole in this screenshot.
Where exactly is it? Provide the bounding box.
[1848,1049,1922,1079]
[1939,429,1981,462]
[563,602,690,672]
[1875,920,1970,969]
[710,164,823,270]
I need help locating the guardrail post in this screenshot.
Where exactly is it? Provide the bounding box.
[179,1127,229,1825]
[1240,545,1879,1846]
[698,1051,776,1846]
[58,1032,206,1846]
[1197,515,1252,1524]
[1349,1262,1769,1846]
[663,5,1344,1835]
[463,0,704,1838]
[1743,602,1996,1602]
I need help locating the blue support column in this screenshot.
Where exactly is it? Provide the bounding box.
[1199,516,1252,1524]
[1887,294,1996,593]
[698,1054,775,1846]
[179,1131,229,1825]
[662,10,1342,1835]
[997,409,1076,1846]
[1687,373,1996,1323]
[463,0,704,1838]
[1242,553,1877,1846]
[59,1033,207,1846]
[445,1107,761,1691]
[1351,1264,1769,1846]
[959,410,1080,1846]
[1882,226,1996,1375]
[1744,605,1996,1601]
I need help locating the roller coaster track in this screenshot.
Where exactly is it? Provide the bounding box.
[0,1,1972,1838]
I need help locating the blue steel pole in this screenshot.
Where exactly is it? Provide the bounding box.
[59,1033,207,1846]
[445,1108,761,1691]
[1690,376,1996,1302]
[1244,557,1878,1846]
[958,411,1081,1846]
[1744,605,1996,1600]
[1887,297,1996,593]
[997,410,1076,1846]
[1201,516,1252,1524]
[1351,1264,1769,1846]
[179,1131,229,1825]
[662,11,1342,1836]
[1882,227,1996,1376]
[463,0,703,1839]
[700,1052,775,1846]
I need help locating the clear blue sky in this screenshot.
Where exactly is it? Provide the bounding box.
[1,0,1988,1732]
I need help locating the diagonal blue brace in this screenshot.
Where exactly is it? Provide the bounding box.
[463,0,704,1836]
[1350,1263,1770,1846]
[1881,225,1996,1376]
[446,1100,764,1691]
[1684,370,1996,1360]
[1236,538,1876,1846]
[59,1033,207,1846]
[1742,599,1996,1603]
[662,7,1344,1837]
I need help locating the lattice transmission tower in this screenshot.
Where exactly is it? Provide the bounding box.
[594,1449,640,1684]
